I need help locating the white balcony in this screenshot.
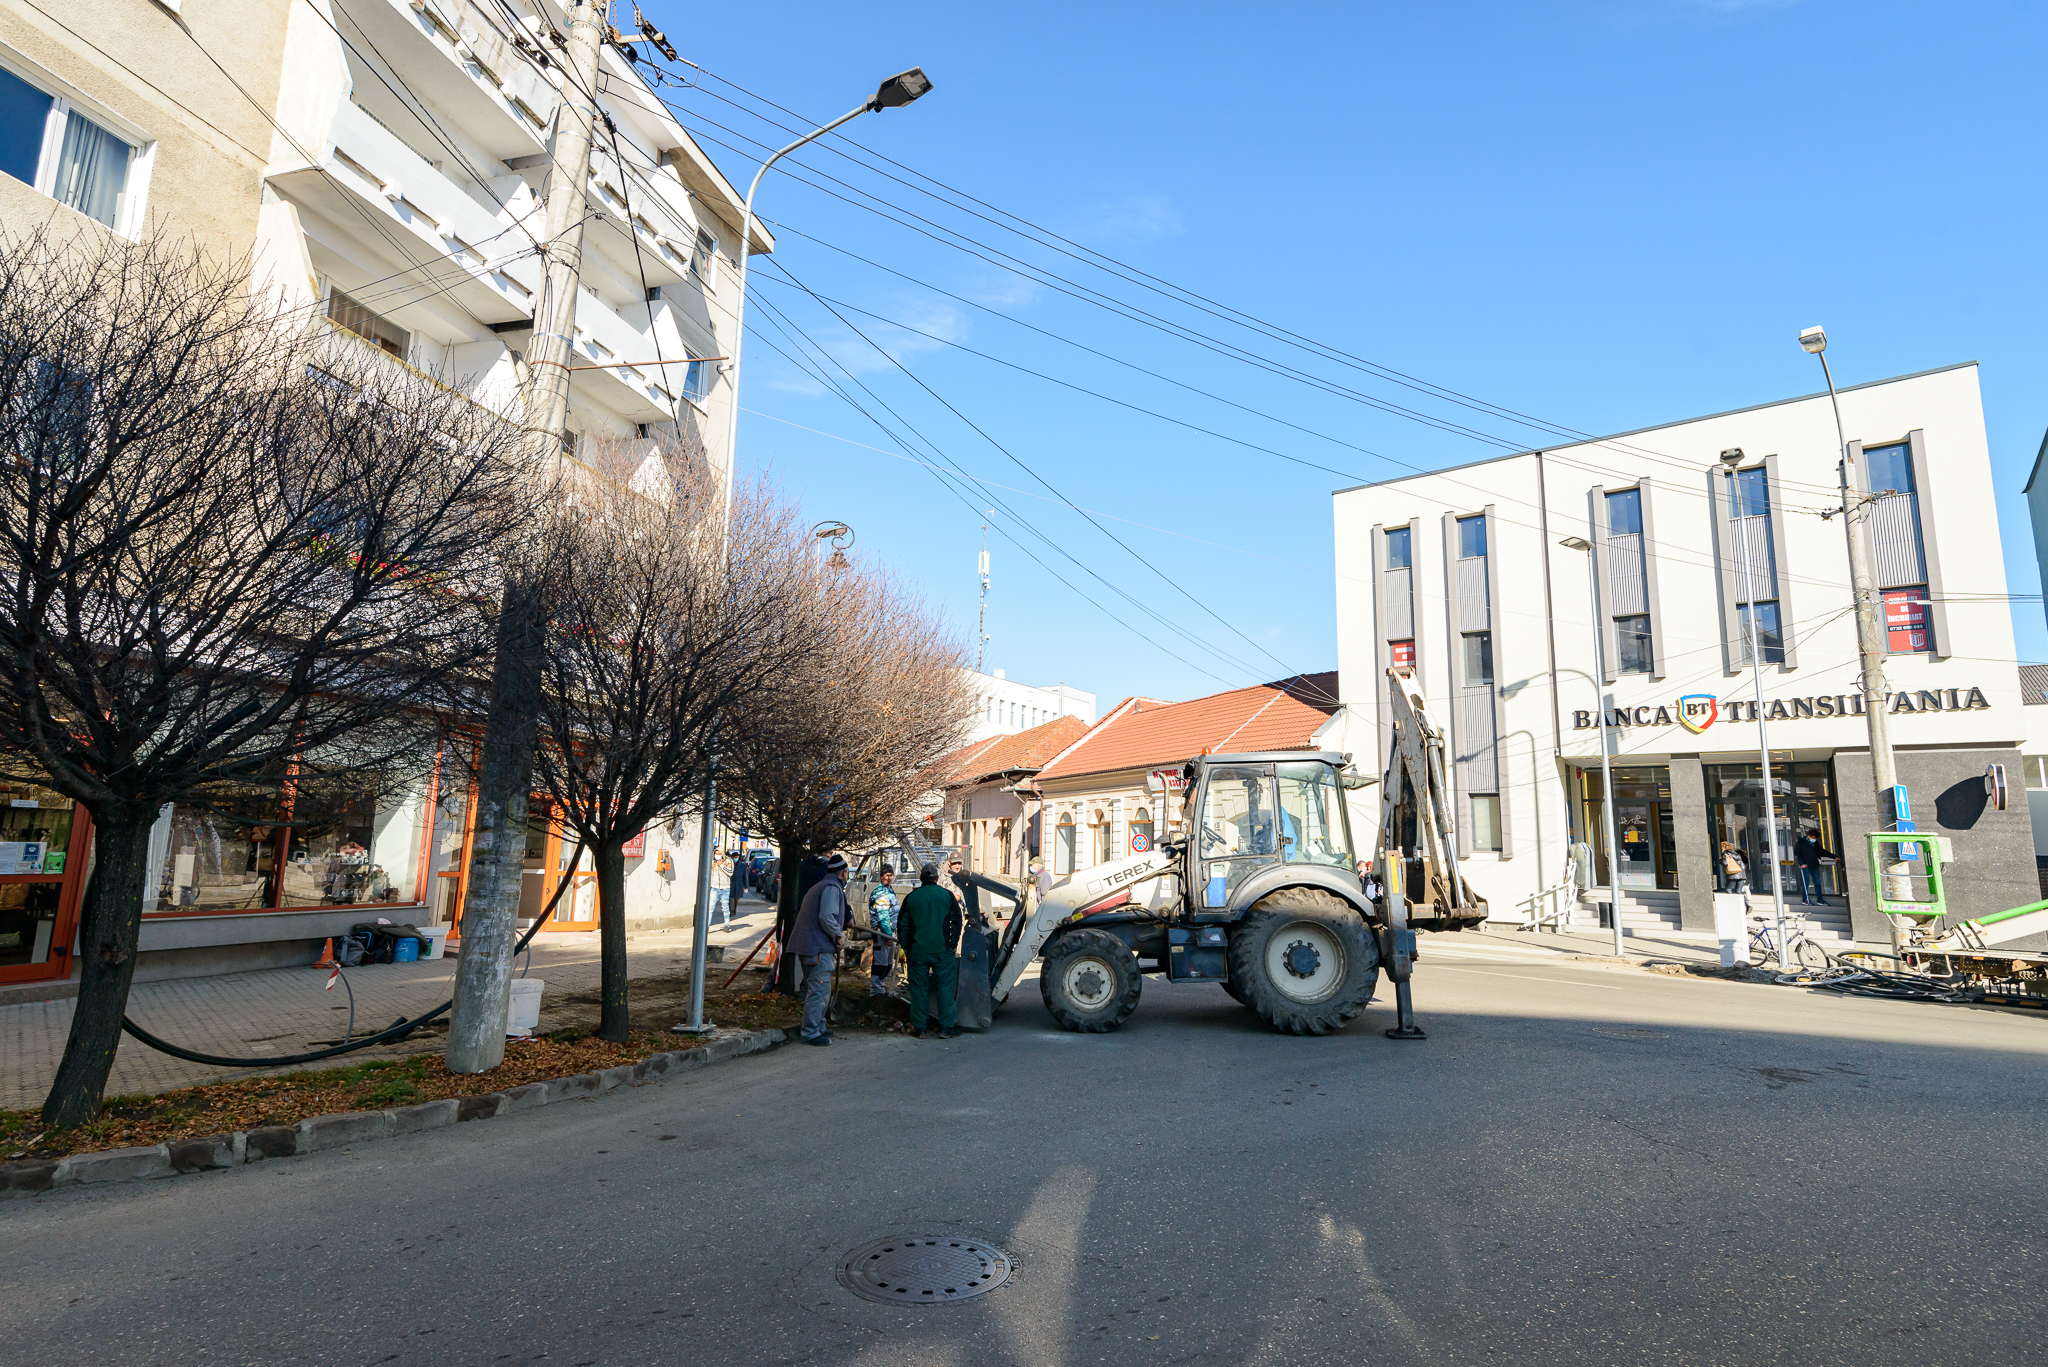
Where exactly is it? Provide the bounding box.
[341,0,558,165]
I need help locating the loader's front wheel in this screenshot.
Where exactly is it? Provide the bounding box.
[1228,888,1380,1035]
[1040,929,1142,1033]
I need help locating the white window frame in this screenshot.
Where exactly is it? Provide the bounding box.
[0,45,155,239]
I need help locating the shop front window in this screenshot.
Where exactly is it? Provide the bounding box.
[279,780,427,908]
[1578,766,1677,891]
[0,782,75,874]
[0,882,63,968]
[148,806,278,912]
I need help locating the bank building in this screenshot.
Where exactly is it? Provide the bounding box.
[1328,361,2039,947]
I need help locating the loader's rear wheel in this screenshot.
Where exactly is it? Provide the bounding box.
[1040,929,1141,1033]
[1227,888,1379,1035]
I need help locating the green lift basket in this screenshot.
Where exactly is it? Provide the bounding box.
[1866,831,1954,923]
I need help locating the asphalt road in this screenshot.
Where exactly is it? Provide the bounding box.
[8,936,2048,1366]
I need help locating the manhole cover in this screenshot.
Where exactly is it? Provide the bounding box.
[835,1234,1015,1305]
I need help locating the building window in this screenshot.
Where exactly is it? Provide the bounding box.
[1615,616,1653,674]
[1385,525,1411,569]
[1390,639,1415,668]
[689,227,716,283]
[1866,442,1916,496]
[1738,601,1785,664]
[326,288,409,358]
[683,358,711,405]
[1469,794,1501,852]
[2025,757,2048,791]
[1884,587,1929,653]
[1461,632,1492,687]
[1130,811,1154,855]
[1055,813,1075,875]
[1092,816,1113,864]
[1457,514,1487,559]
[1734,465,1771,517]
[1606,487,1642,536]
[996,818,1012,874]
[0,64,142,232]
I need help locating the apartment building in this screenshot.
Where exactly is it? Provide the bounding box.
[0,0,758,994]
[959,668,1095,744]
[1330,362,2038,946]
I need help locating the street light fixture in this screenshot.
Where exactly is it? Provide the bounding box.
[1719,447,1791,967]
[1558,534,1624,955]
[1799,325,1910,930]
[719,68,934,512]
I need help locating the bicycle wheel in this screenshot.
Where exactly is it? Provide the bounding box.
[1792,936,1829,972]
[1748,930,1774,967]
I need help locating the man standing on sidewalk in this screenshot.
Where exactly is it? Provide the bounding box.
[900,862,962,1039]
[1793,829,1832,906]
[788,853,850,1046]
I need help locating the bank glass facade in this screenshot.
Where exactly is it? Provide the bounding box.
[1579,766,1679,891]
[1706,761,1844,899]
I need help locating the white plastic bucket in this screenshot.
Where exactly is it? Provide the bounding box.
[415,926,446,960]
[506,978,545,1035]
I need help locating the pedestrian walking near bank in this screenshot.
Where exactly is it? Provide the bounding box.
[868,866,900,995]
[1719,840,1750,896]
[730,847,750,908]
[788,853,851,1046]
[900,862,962,1038]
[1793,828,1832,905]
[708,846,731,925]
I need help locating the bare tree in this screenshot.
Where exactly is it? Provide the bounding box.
[523,437,815,1040]
[719,564,975,983]
[0,231,540,1125]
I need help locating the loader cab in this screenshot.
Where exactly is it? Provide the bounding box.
[1179,752,1358,921]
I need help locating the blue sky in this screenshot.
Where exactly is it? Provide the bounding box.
[646,0,2048,709]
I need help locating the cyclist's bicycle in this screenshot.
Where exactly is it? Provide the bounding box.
[1748,909,1830,971]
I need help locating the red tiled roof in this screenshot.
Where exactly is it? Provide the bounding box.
[1034,673,1339,782]
[930,714,1092,788]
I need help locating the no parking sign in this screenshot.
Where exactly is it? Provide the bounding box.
[1130,831,1150,853]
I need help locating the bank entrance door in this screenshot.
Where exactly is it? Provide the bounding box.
[1578,766,1678,891]
[1705,761,1843,899]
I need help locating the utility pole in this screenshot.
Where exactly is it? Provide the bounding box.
[1801,327,1909,928]
[446,0,608,1073]
[977,515,990,673]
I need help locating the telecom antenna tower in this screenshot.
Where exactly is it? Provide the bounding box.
[977,515,990,673]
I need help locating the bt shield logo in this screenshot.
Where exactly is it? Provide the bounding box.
[1677,694,1719,735]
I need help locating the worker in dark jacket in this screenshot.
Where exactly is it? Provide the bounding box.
[899,862,962,1038]
[787,853,850,1046]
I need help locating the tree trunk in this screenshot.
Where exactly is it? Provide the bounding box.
[41,809,153,1127]
[770,836,809,995]
[447,577,547,1072]
[595,838,629,1042]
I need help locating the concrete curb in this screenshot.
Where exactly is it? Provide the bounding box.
[0,1028,784,1201]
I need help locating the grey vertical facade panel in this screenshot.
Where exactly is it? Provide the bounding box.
[1730,516,1779,599]
[1441,513,1467,858]
[1708,470,1742,676]
[1638,477,1667,679]
[1761,453,1798,672]
[1669,755,1715,932]
[1455,557,1491,631]
[1909,429,1949,658]
[1382,567,1415,638]
[1456,688,1498,792]
[1484,506,1511,858]
[1370,524,1392,777]
[1587,486,1615,683]
[1867,495,1927,589]
[1605,532,1647,614]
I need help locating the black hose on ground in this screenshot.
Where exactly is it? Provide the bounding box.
[119,841,589,1069]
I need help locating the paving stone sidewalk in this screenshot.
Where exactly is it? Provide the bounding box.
[0,901,777,1111]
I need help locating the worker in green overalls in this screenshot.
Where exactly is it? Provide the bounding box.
[898,862,962,1039]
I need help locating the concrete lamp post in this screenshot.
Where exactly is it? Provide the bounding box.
[1559,535,1625,956]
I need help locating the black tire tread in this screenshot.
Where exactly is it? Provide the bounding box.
[1226,887,1379,1036]
[1039,928,1142,1033]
